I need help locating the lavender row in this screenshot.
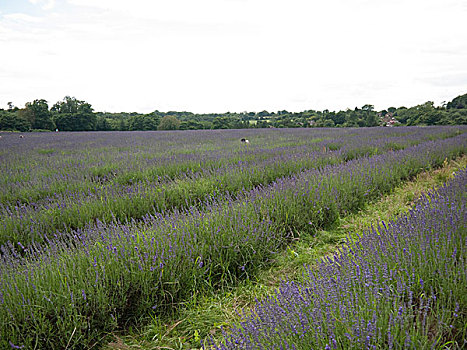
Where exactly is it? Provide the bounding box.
[0,133,465,348]
[1,127,464,249]
[0,128,337,203]
[0,148,341,248]
[211,168,467,350]
[1,127,462,205]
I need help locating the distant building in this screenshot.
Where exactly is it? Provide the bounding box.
[380,113,400,127]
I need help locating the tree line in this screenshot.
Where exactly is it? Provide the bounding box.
[1,93,466,132]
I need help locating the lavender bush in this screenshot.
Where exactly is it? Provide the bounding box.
[212,169,467,349]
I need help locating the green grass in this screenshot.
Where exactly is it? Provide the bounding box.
[109,155,467,350]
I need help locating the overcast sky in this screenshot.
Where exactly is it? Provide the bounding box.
[0,0,466,113]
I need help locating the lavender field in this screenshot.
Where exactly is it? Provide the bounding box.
[0,126,466,349]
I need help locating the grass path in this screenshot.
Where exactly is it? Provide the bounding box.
[105,155,467,350]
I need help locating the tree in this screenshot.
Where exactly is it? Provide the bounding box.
[53,113,75,131]
[213,117,232,129]
[257,110,271,118]
[52,96,96,131]
[96,116,112,131]
[25,99,55,130]
[116,118,128,131]
[158,115,180,130]
[362,104,377,126]
[408,101,445,125]
[128,115,159,130]
[330,111,346,125]
[51,96,79,114]
[345,109,359,127]
[449,110,467,125]
[315,118,335,127]
[0,110,31,131]
[17,108,35,127]
[180,120,204,130]
[447,93,467,109]
[256,120,269,128]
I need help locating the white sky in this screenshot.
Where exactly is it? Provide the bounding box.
[0,0,466,113]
